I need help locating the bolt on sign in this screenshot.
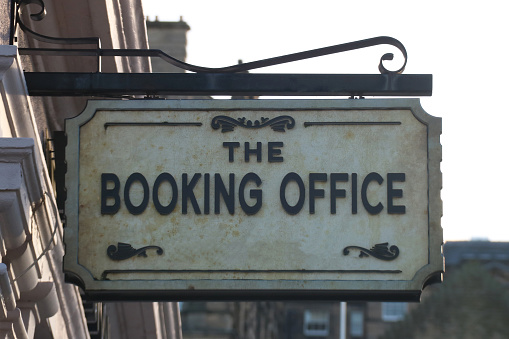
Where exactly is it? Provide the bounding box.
[63,99,442,301]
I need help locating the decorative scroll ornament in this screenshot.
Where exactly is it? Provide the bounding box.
[16,0,100,46]
[15,1,407,74]
[343,243,399,261]
[107,243,163,261]
[211,115,295,133]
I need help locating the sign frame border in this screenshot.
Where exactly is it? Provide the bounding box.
[63,98,443,301]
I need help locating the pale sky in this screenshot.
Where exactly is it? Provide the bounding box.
[142,0,509,242]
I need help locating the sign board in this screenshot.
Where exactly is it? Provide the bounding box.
[63,99,442,301]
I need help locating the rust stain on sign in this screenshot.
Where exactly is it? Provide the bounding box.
[63,99,442,300]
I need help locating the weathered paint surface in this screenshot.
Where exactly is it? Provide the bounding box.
[64,99,442,299]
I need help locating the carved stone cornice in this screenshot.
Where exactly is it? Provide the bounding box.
[0,45,16,81]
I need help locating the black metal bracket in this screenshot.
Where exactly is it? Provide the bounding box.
[9,1,17,45]
[52,131,66,221]
[24,72,432,97]
[15,0,432,97]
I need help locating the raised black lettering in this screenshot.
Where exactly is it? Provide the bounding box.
[223,142,240,162]
[239,173,262,215]
[352,173,358,214]
[153,173,178,215]
[268,142,284,163]
[101,173,121,215]
[215,173,235,215]
[361,172,383,215]
[204,173,210,215]
[309,173,327,214]
[330,173,348,214]
[280,172,305,215]
[244,142,262,162]
[387,173,406,214]
[124,173,149,215]
[182,173,201,214]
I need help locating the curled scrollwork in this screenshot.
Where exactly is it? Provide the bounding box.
[15,0,407,74]
[18,0,46,21]
[211,115,295,133]
[16,0,100,46]
[343,242,400,261]
[107,242,163,261]
[376,38,407,74]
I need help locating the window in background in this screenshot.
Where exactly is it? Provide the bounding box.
[303,310,330,337]
[349,310,364,337]
[381,302,408,322]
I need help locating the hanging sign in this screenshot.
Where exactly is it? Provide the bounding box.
[63,99,442,300]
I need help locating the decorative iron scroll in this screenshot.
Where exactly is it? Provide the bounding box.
[107,243,163,261]
[16,0,100,47]
[15,0,407,74]
[343,243,399,261]
[211,116,295,133]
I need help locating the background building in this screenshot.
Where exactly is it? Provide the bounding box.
[146,17,190,73]
[380,241,509,339]
[180,241,509,339]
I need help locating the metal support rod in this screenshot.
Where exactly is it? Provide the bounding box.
[17,2,409,75]
[16,0,432,98]
[340,302,347,339]
[18,35,407,74]
[24,72,432,97]
[52,131,66,218]
[9,0,16,45]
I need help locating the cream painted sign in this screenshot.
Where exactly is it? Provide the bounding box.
[64,99,442,300]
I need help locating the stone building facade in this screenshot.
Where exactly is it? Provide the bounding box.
[1,1,182,337]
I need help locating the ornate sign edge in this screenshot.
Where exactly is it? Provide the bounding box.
[63,98,443,301]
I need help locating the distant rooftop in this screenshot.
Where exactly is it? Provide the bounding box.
[146,16,190,30]
[444,241,509,266]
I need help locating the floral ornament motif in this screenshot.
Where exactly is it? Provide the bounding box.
[107,242,163,261]
[211,115,295,133]
[343,242,399,261]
